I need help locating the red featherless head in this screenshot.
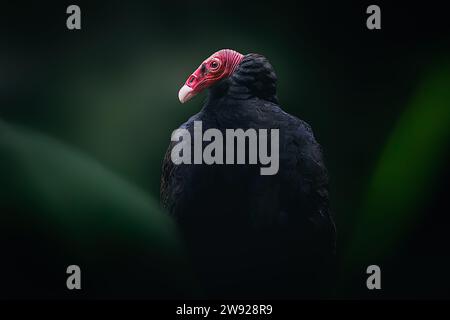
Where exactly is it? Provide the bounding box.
[178,49,244,104]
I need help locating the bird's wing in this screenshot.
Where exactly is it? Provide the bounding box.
[281,115,336,252]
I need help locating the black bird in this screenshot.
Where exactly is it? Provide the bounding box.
[161,49,336,298]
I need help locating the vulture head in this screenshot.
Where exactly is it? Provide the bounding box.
[179,49,279,104]
[178,49,244,103]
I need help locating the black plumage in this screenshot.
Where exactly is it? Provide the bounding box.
[161,53,336,298]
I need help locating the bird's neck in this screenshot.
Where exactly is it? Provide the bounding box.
[206,77,252,105]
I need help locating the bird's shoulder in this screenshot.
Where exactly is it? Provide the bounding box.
[247,100,329,200]
[255,100,316,141]
[274,107,327,184]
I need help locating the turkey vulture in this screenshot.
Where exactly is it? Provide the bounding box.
[161,49,336,298]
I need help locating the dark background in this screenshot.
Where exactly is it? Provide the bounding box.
[1,0,449,298]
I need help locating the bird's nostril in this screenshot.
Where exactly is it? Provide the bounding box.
[189,75,195,84]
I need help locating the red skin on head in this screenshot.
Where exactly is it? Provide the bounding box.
[178,49,244,103]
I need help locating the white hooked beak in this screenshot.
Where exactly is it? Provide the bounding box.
[178,85,196,104]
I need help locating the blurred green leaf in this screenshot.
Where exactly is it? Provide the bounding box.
[0,121,197,298]
[345,62,450,267]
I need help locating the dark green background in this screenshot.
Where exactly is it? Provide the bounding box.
[1,1,449,298]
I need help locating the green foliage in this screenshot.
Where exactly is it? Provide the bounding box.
[346,63,450,267]
[0,122,197,298]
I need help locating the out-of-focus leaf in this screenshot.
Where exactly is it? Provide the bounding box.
[345,63,450,268]
[0,121,198,298]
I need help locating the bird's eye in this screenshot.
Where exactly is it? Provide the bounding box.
[210,60,219,69]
